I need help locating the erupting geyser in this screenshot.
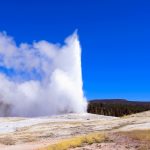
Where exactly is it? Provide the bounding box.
[0,31,87,117]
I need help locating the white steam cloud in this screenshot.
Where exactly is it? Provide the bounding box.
[0,31,87,117]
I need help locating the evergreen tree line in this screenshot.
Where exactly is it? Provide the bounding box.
[87,99,150,117]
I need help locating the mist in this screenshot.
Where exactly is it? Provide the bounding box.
[0,31,87,117]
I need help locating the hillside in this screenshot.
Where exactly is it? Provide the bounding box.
[88,99,150,117]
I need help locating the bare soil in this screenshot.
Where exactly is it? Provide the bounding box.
[0,111,150,150]
[71,132,150,150]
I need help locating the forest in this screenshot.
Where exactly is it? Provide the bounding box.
[87,99,150,117]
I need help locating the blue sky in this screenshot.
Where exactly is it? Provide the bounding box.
[0,0,150,101]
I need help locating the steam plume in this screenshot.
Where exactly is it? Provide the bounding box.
[0,31,87,117]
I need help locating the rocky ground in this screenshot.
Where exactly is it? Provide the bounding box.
[0,111,150,150]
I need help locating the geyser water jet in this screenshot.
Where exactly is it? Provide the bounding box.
[0,31,87,117]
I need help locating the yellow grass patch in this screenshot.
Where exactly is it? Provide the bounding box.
[39,132,106,150]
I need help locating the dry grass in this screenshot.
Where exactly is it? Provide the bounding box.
[120,130,150,150]
[39,132,106,150]
[120,130,150,141]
